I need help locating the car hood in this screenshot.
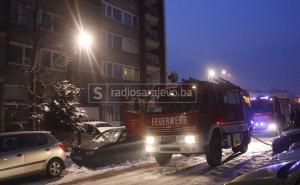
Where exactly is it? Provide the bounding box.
[225,163,286,185]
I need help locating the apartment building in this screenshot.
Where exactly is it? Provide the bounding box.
[0,0,166,131]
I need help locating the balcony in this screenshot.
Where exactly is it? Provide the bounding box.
[146,27,159,41]
[146,52,160,66]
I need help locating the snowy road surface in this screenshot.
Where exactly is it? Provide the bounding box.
[2,134,275,185]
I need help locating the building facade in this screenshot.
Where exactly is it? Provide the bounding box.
[0,0,166,131]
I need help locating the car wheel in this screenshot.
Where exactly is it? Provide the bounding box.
[206,132,222,167]
[46,159,64,177]
[155,153,172,166]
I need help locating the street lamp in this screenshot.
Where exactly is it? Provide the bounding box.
[221,69,227,75]
[77,31,93,49]
[208,69,216,81]
[76,30,93,101]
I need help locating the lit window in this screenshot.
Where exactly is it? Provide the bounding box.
[124,67,133,80]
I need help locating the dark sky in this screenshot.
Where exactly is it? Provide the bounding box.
[166,0,300,93]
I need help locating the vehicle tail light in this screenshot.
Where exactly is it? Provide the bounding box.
[59,143,65,151]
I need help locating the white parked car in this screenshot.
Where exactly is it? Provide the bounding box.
[270,142,300,164]
[0,131,66,181]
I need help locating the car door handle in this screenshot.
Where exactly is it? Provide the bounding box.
[16,153,23,157]
[45,148,50,151]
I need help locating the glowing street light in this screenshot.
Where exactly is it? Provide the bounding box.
[77,31,93,49]
[76,30,93,105]
[208,69,216,81]
[221,69,227,75]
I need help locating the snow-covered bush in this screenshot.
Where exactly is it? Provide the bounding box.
[43,80,87,131]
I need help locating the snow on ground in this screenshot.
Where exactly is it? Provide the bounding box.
[17,134,275,185]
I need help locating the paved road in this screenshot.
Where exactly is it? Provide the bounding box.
[1,135,274,185]
[66,136,273,185]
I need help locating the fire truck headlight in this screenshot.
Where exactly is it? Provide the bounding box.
[146,136,155,144]
[185,135,196,144]
[268,123,277,131]
[145,146,155,152]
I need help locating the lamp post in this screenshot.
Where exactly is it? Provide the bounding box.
[76,31,92,93]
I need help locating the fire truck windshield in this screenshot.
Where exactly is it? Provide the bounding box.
[251,100,273,113]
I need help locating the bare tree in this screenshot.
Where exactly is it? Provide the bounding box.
[12,0,67,130]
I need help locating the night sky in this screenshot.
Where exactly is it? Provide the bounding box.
[166,0,300,93]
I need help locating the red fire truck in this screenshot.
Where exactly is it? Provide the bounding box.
[124,78,252,167]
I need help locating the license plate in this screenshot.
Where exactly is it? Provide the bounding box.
[73,155,82,160]
[161,136,176,142]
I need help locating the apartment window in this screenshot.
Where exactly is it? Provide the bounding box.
[133,16,138,28]
[113,8,122,21]
[9,44,23,64]
[104,32,124,50]
[20,7,34,25]
[24,48,33,65]
[10,3,20,23]
[124,67,133,81]
[40,50,51,68]
[4,85,28,101]
[123,12,132,26]
[133,68,140,81]
[0,0,5,14]
[124,66,140,81]
[105,33,112,48]
[101,1,138,29]
[106,63,113,77]
[53,53,65,70]
[113,35,122,49]
[53,16,64,33]
[40,12,52,30]
[123,38,139,54]
[113,64,122,79]
[106,5,112,17]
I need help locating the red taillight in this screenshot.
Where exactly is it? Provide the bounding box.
[217,119,225,125]
[59,143,65,151]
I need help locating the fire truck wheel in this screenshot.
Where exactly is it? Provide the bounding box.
[232,143,248,153]
[155,153,172,165]
[206,132,222,167]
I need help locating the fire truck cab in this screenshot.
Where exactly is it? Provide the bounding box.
[124,78,252,167]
